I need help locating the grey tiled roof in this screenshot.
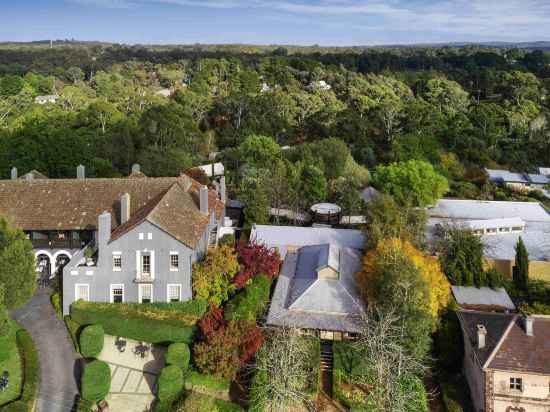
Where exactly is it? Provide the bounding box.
[451,286,515,311]
[267,246,365,333]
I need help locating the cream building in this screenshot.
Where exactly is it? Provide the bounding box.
[457,310,550,412]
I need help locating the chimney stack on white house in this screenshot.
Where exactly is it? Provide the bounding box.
[98,211,111,247]
[10,167,17,180]
[131,163,141,174]
[200,185,209,215]
[120,193,131,224]
[477,324,487,349]
[77,164,86,179]
[220,176,226,203]
[525,316,534,337]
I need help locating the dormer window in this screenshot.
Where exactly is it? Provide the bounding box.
[510,377,522,391]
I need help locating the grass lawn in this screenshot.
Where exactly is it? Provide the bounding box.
[0,322,23,406]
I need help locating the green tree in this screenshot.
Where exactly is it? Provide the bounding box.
[513,236,529,291]
[372,160,448,207]
[238,167,271,229]
[0,218,36,309]
[420,78,470,116]
[66,67,85,84]
[239,134,282,169]
[300,163,328,206]
[313,138,350,180]
[0,75,25,97]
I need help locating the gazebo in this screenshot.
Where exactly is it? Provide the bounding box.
[310,203,342,226]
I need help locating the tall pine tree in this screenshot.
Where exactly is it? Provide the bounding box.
[513,237,529,291]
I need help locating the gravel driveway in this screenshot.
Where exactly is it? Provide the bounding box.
[12,287,81,412]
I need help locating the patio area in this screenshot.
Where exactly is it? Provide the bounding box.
[97,335,166,412]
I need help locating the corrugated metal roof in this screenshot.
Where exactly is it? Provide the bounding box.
[465,217,525,231]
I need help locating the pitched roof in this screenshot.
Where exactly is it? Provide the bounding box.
[267,246,365,333]
[485,169,550,185]
[20,170,49,180]
[451,286,516,311]
[457,310,515,367]
[110,181,222,249]
[0,175,224,245]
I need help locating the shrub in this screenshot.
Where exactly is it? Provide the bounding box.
[79,324,104,358]
[16,329,39,404]
[157,365,184,403]
[64,315,82,352]
[50,293,62,320]
[165,343,190,371]
[224,275,271,321]
[218,234,236,247]
[234,242,280,288]
[81,360,111,403]
[73,397,95,412]
[184,370,231,393]
[0,323,16,362]
[70,301,205,344]
[176,392,244,412]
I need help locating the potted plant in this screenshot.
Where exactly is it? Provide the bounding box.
[84,247,96,266]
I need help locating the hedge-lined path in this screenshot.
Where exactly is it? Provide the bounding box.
[11,287,80,412]
[100,335,165,412]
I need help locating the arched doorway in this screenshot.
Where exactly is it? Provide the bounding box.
[53,251,72,277]
[35,252,52,279]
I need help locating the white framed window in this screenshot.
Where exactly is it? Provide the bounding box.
[110,284,124,303]
[147,233,153,240]
[138,233,144,240]
[170,252,179,271]
[75,284,90,301]
[112,252,122,271]
[139,284,153,303]
[167,284,182,302]
[142,254,151,275]
[510,377,523,391]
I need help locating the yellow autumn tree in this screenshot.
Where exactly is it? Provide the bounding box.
[357,238,451,323]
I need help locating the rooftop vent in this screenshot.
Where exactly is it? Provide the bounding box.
[477,324,487,349]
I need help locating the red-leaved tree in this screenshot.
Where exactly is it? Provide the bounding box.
[234,241,281,288]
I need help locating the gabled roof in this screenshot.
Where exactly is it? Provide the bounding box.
[267,245,365,333]
[486,168,550,185]
[0,174,224,238]
[451,286,516,311]
[110,180,223,249]
[20,170,49,180]
[457,310,550,374]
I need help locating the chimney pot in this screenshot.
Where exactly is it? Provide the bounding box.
[10,167,17,180]
[525,316,534,337]
[200,185,209,215]
[477,324,487,349]
[77,164,85,179]
[120,193,131,224]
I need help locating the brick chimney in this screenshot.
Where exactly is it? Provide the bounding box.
[120,193,130,224]
[525,316,534,337]
[77,164,85,179]
[200,185,209,215]
[10,167,17,180]
[477,324,487,349]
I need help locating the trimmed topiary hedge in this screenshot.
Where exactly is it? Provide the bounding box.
[79,324,104,358]
[184,370,231,401]
[81,360,111,403]
[177,392,244,412]
[2,329,40,412]
[64,315,82,352]
[70,300,206,344]
[165,343,190,372]
[224,275,272,321]
[157,365,184,403]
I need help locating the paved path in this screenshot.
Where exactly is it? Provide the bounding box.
[11,287,80,412]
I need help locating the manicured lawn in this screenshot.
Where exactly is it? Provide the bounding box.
[0,322,23,406]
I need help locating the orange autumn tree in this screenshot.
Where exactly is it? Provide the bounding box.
[357,238,451,324]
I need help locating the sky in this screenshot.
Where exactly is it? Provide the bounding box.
[1,0,549,46]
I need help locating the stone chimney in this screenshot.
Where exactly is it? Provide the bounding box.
[220,176,226,203]
[131,163,141,174]
[77,164,85,179]
[10,167,17,180]
[200,185,209,215]
[98,211,111,247]
[477,324,487,349]
[120,193,130,224]
[525,316,534,337]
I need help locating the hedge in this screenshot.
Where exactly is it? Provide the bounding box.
[224,275,271,321]
[70,301,203,344]
[184,370,231,393]
[81,360,111,403]
[0,323,16,362]
[165,343,190,371]
[79,324,104,358]
[178,392,244,412]
[64,315,82,352]
[157,365,184,403]
[51,293,62,320]
[2,329,40,412]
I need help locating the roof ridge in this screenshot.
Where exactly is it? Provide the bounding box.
[483,314,518,370]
